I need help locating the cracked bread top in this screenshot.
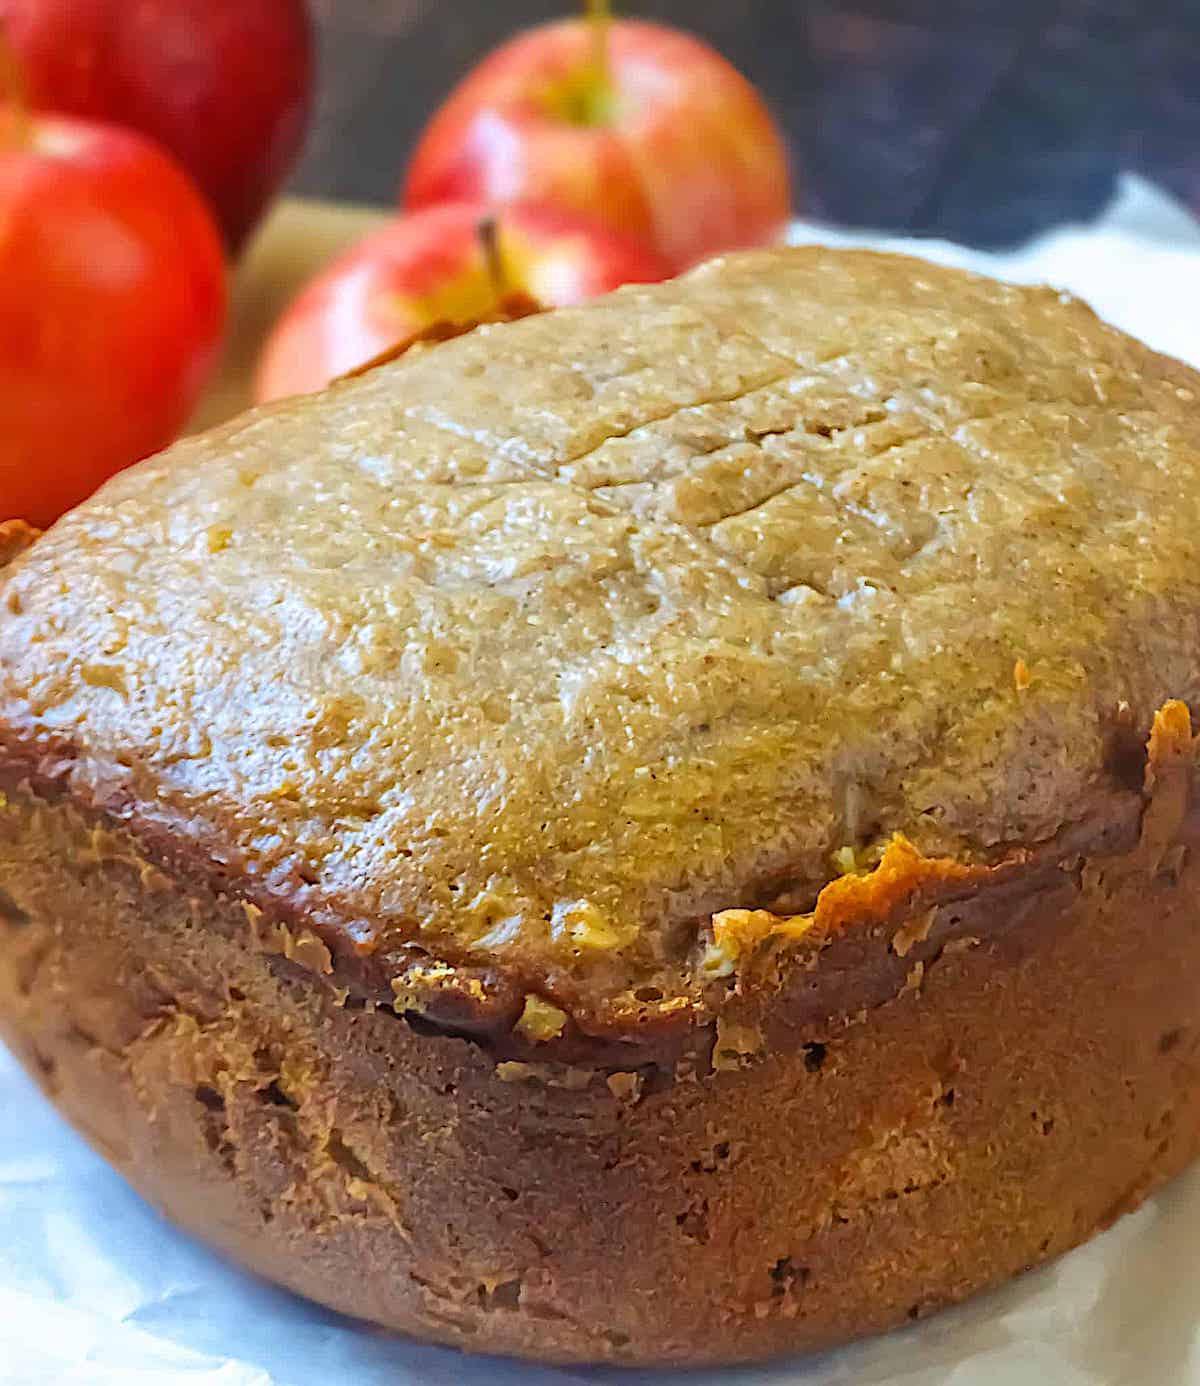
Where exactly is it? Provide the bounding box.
[1,247,1199,1032]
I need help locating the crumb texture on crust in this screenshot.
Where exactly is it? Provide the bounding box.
[0,249,1199,1016]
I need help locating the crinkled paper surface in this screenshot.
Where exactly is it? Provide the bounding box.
[3,175,1200,1385]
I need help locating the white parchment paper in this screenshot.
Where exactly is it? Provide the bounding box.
[3,175,1200,1385]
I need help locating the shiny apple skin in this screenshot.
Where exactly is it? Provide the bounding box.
[403,18,792,273]
[254,200,669,403]
[0,0,313,250]
[0,112,227,527]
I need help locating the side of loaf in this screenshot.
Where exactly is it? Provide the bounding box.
[0,248,1198,1363]
[0,717,1197,1363]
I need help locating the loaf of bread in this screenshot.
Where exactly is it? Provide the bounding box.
[0,248,1197,1365]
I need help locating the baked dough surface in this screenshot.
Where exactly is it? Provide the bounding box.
[3,249,1199,1029]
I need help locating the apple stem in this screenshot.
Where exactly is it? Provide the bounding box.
[0,27,29,147]
[477,216,508,301]
[585,0,613,115]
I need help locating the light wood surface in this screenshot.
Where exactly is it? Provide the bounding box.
[189,197,389,434]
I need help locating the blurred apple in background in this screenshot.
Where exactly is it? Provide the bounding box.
[255,200,667,403]
[0,0,313,250]
[403,2,792,273]
[0,103,226,527]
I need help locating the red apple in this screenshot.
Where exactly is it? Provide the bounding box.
[0,0,313,250]
[255,200,668,403]
[403,13,792,273]
[0,105,227,527]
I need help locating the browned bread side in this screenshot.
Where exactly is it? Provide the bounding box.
[0,705,1195,1363]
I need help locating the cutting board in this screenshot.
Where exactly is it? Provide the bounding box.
[188,197,390,434]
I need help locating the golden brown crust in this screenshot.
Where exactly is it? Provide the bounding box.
[2,249,1200,1028]
[0,707,1196,1364]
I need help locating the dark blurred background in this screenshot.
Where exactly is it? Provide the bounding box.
[296,0,1200,248]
